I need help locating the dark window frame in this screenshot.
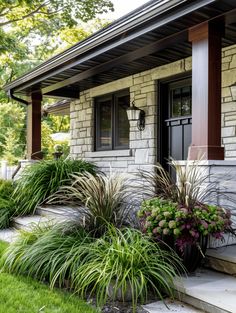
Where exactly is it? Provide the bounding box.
[95,89,130,151]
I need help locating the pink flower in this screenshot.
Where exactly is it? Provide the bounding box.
[201,221,208,229]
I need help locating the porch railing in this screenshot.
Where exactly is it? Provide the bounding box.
[0,161,17,180]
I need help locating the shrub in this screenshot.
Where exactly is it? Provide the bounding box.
[0,180,15,229]
[138,197,232,251]
[13,158,97,215]
[49,171,136,236]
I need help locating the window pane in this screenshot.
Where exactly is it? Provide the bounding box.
[181,86,191,116]
[115,95,129,148]
[98,99,112,148]
[172,88,181,117]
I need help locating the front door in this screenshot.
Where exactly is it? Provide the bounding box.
[159,77,192,171]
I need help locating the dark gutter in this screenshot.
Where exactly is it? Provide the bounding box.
[8,89,29,105]
[4,0,217,92]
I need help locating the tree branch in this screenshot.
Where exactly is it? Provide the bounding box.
[0,2,52,26]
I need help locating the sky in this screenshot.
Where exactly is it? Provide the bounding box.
[104,0,151,19]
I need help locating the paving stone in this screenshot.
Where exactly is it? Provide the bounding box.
[174,268,236,313]
[143,299,204,313]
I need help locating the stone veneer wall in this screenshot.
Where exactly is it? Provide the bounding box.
[70,58,191,173]
[70,44,236,173]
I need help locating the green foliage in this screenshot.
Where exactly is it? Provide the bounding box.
[50,171,135,236]
[13,158,97,215]
[73,226,182,310]
[0,102,26,160]
[138,197,232,250]
[0,240,98,313]
[41,118,70,159]
[0,0,113,55]
[0,180,15,229]
[41,120,55,158]
[2,225,182,311]
[2,223,93,286]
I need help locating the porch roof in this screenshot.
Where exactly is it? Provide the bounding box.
[4,0,236,99]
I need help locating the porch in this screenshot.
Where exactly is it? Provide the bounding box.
[3,1,236,312]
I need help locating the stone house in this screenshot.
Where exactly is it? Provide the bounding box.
[5,0,236,177]
[4,1,236,310]
[6,0,236,208]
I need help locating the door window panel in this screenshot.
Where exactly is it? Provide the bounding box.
[170,85,191,118]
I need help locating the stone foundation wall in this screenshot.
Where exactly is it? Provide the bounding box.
[70,44,236,173]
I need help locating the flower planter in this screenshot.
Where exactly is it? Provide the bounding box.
[162,234,208,273]
[175,235,208,272]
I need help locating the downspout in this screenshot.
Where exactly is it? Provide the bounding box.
[8,89,29,153]
[7,89,29,106]
[8,89,29,178]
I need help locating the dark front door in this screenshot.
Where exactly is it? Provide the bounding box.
[159,77,192,170]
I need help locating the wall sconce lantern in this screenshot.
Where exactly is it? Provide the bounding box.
[126,101,145,131]
[230,83,236,101]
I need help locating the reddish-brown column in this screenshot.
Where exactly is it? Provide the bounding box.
[188,22,224,160]
[27,91,43,160]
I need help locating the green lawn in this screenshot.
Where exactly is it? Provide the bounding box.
[0,241,98,313]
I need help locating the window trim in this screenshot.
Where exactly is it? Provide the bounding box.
[94,89,130,151]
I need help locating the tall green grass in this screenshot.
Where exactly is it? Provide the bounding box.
[2,224,183,311]
[2,222,93,286]
[13,158,96,215]
[0,240,98,313]
[74,226,183,310]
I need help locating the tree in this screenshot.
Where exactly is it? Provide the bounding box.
[0,1,113,161]
[0,0,113,54]
[0,102,26,163]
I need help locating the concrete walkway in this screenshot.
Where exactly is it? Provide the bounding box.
[143,299,204,312]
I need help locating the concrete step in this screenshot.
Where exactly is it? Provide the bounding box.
[0,229,18,243]
[13,215,53,230]
[205,245,236,275]
[36,204,80,220]
[174,268,236,313]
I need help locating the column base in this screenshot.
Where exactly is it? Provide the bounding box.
[188,145,224,160]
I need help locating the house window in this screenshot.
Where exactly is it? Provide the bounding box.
[95,90,130,151]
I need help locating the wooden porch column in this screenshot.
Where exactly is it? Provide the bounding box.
[188,21,224,160]
[27,91,43,160]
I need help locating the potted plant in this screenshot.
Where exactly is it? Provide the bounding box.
[137,160,234,272]
[138,198,232,272]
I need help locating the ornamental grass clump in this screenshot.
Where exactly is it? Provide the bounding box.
[138,198,232,252]
[49,171,135,236]
[140,159,217,208]
[2,224,183,312]
[66,226,183,311]
[13,158,97,215]
[2,222,93,287]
